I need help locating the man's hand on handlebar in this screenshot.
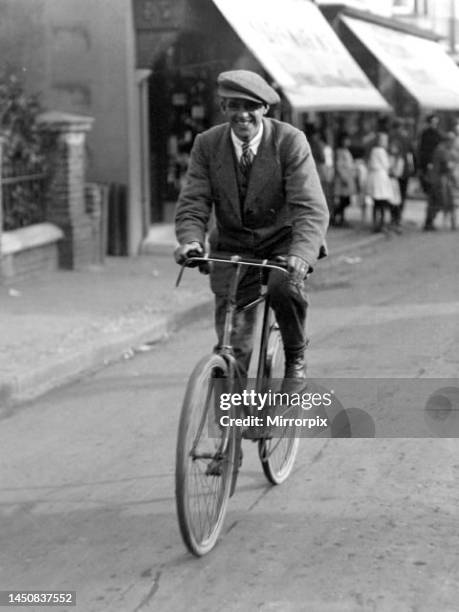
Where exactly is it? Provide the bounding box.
[287,255,309,284]
[174,241,203,265]
[174,242,210,274]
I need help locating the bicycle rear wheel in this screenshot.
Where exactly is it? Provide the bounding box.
[175,353,236,556]
[258,321,300,485]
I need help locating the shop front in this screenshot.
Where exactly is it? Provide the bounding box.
[136,0,390,223]
[323,5,459,120]
[144,0,257,222]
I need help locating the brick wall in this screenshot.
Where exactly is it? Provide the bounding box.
[0,111,99,281]
[0,223,64,282]
[1,242,59,282]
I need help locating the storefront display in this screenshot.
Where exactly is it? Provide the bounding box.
[149,31,221,221]
[165,69,213,202]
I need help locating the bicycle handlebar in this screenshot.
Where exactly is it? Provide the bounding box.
[189,254,288,269]
[175,254,289,287]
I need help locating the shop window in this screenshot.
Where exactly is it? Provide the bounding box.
[165,68,213,201]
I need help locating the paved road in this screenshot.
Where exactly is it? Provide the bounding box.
[1,230,458,611]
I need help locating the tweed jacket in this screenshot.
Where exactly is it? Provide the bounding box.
[175,118,329,267]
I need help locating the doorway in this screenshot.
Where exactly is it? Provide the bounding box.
[148,32,219,223]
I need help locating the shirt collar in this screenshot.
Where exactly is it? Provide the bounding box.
[230,122,264,157]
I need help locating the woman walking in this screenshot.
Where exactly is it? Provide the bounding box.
[332,132,356,227]
[366,132,394,232]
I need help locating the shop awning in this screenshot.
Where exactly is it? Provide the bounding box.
[212,0,391,112]
[341,15,459,110]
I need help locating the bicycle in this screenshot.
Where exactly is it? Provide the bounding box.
[175,254,301,556]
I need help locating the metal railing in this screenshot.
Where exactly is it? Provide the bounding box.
[1,160,48,231]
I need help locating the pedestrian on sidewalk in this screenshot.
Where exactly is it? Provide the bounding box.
[174,70,329,383]
[366,132,393,233]
[322,133,335,214]
[304,124,335,214]
[429,132,457,230]
[450,119,459,220]
[388,140,404,232]
[351,144,369,225]
[389,117,416,224]
[417,114,443,231]
[332,132,356,227]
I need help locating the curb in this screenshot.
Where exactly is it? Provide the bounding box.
[0,295,213,412]
[327,231,386,256]
[1,232,385,411]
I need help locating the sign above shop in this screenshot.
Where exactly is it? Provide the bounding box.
[212,0,390,111]
[342,15,459,110]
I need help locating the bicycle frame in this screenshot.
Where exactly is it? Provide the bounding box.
[177,254,287,411]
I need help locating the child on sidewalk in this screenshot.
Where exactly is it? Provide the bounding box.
[333,132,356,227]
[366,132,393,233]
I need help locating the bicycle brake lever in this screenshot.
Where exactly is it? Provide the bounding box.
[175,263,187,287]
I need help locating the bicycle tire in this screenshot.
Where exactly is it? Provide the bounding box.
[175,353,236,556]
[258,322,300,485]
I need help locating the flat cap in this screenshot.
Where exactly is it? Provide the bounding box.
[217,70,280,106]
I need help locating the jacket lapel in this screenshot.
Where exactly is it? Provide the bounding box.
[215,126,240,219]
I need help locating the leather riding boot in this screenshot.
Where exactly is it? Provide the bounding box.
[284,352,307,379]
[282,348,307,395]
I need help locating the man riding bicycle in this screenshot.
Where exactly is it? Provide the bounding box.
[175,70,329,384]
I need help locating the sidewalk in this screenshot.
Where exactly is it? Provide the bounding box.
[0,199,426,409]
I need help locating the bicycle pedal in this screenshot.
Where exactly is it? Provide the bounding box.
[205,458,223,477]
[241,428,255,440]
[244,426,273,440]
[259,440,269,461]
[242,427,258,440]
[257,431,273,441]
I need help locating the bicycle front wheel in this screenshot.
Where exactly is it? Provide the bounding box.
[259,322,300,485]
[175,353,236,556]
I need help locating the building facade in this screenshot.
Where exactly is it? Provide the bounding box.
[1,0,390,251]
[391,0,459,59]
[318,0,459,57]
[2,0,459,257]
[320,2,459,124]
[0,0,146,256]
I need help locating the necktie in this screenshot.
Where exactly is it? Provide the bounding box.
[240,142,254,177]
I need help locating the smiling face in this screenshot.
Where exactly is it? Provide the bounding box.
[221,98,268,142]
